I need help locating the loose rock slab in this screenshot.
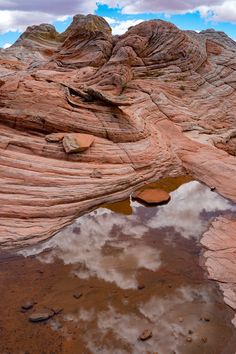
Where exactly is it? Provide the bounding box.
[63,133,95,153]
[133,189,171,206]
[29,310,54,323]
[45,133,65,142]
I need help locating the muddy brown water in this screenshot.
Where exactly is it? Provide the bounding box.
[1,176,236,354]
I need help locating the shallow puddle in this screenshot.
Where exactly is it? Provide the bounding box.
[1,178,236,353]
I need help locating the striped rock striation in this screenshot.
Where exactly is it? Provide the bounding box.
[201,217,236,327]
[0,14,236,250]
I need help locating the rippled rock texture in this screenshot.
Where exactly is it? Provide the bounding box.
[0,14,236,248]
[201,217,236,327]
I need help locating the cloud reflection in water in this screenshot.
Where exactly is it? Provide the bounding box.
[20,181,236,289]
[145,180,236,239]
[62,285,217,354]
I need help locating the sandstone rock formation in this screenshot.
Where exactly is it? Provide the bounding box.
[0,14,236,251]
[201,217,236,326]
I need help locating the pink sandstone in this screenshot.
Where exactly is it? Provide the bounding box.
[201,217,236,327]
[1,14,236,319]
[0,15,235,304]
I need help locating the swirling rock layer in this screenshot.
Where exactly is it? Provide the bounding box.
[0,15,236,248]
[201,217,236,326]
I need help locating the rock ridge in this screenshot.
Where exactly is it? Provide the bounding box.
[0,14,235,248]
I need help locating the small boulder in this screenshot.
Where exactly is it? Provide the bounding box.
[29,310,54,323]
[45,133,65,142]
[137,284,145,290]
[138,329,152,341]
[21,302,34,311]
[132,189,170,206]
[63,133,95,153]
[52,308,63,315]
[90,169,102,178]
[73,292,83,300]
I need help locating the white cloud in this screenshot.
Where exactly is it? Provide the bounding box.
[106,18,145,35]
[0,0,97,34]
[2,42,12,48]
[0,10,60,33]
[0,0,236,34]
[103,16,117,25]
[102,0,236,23]
[56,15,71,22]
[0,0,97,15]
[101,0,221,14]
[199,1,236,22]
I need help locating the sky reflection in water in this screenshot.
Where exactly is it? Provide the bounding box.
[20,181,236,290]
[18,180,236,353]
[61,285,224,354]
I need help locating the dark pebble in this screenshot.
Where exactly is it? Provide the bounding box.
[73,292,83,300]
[52,308,63,315]
[138,285,145,290]
[138,329,152,341]
[21,302,34,311]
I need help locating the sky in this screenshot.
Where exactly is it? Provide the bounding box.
[0,0,236,48]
